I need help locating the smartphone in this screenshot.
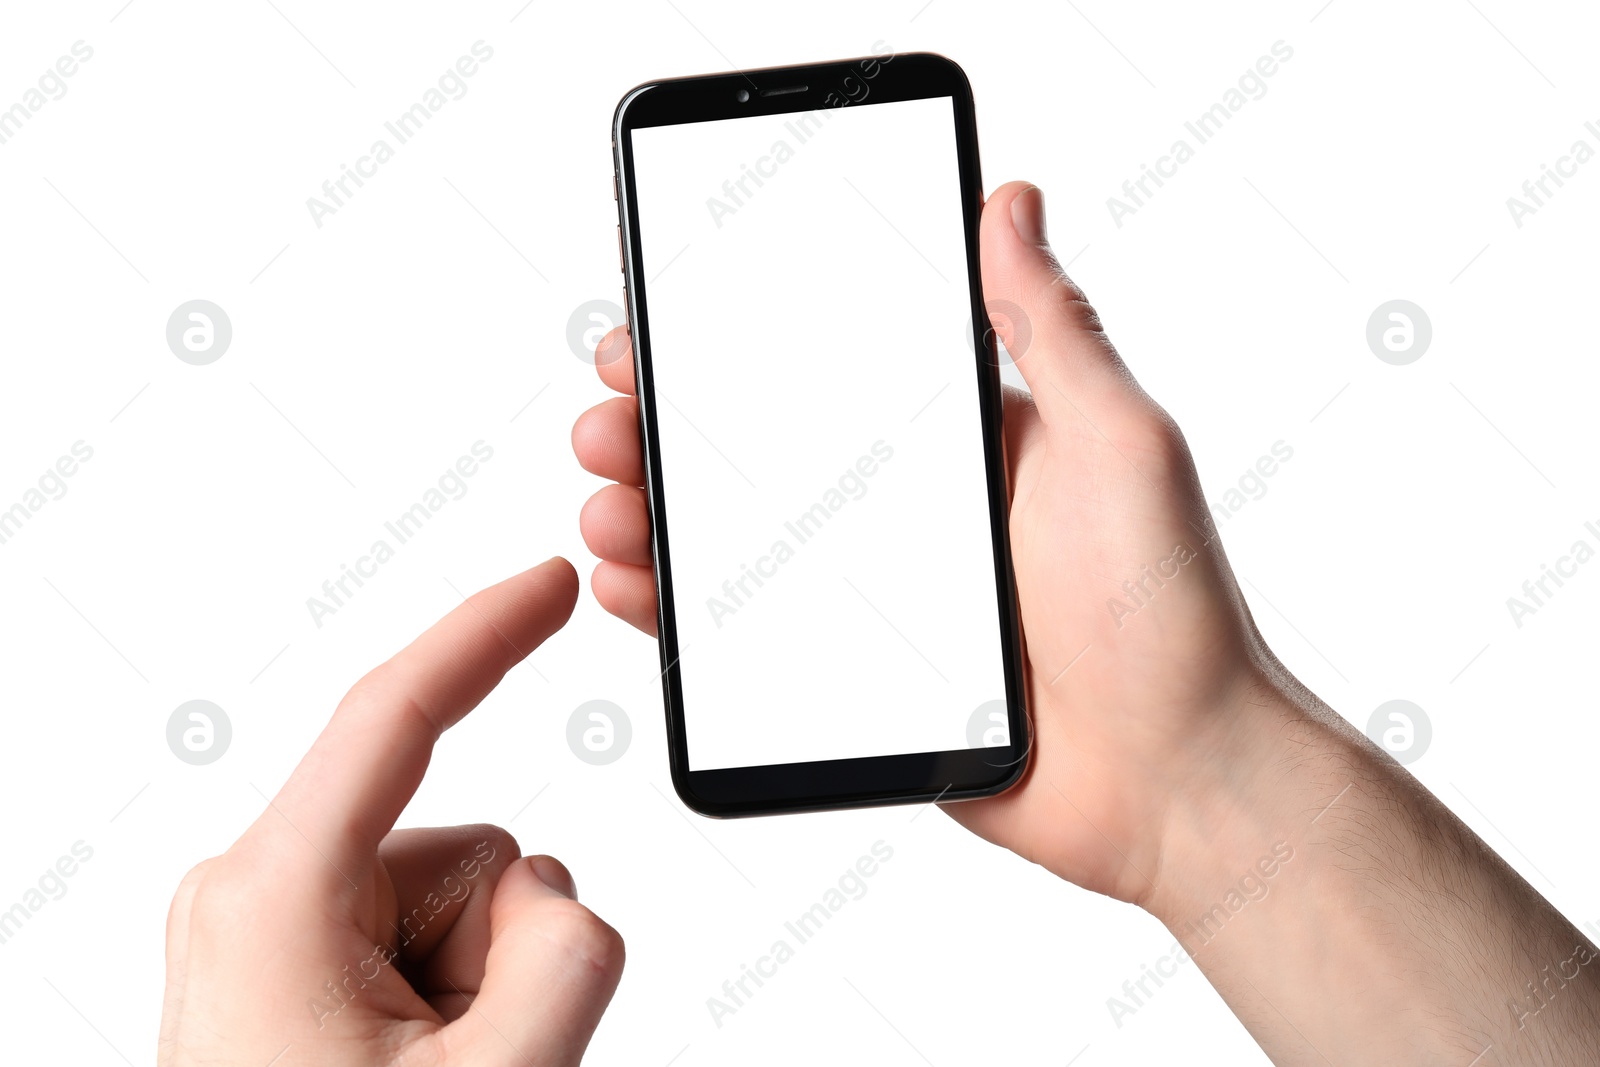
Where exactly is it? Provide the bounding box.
[612,51,1028,816]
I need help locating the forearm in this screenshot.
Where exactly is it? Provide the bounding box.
[1146,672,1600,1066]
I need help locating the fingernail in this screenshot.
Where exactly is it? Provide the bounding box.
[1011,184,1047,246]
[530,855,576,899]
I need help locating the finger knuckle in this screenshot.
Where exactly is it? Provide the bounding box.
[1124,407,1195,484]
[337,673,388,718]
[165,858,217,931]
[460,824,520,867]
[540,901,626,979]
[185,860,258,939]
[1041,264,1104,336]
[339,676,443,740]
[177,856,217,892]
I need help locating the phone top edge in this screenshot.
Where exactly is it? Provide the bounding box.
[613,51,971,139]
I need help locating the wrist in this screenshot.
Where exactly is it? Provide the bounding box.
[1126,668,1595,1063]
[1140,668,1383,932]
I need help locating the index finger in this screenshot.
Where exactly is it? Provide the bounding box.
[594,325,635,396]
[252,558,579,880]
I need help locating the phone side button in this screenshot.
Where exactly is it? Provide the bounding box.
[616,226,624,272]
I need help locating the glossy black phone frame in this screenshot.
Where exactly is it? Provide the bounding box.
[612,52,1029,816]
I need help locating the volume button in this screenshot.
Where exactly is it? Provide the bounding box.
[616,226,624,272]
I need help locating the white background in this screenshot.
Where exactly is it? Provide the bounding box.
[1,2,1597,1065]
[633,97,1008,769]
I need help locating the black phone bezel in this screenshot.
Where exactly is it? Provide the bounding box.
[612,52,1030,817]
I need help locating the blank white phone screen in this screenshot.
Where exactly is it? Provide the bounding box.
[629,95,1009,771]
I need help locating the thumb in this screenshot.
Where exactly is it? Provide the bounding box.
[448,856,624,1067]
[979,181,1142,427]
